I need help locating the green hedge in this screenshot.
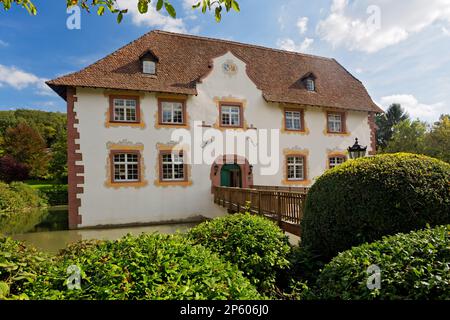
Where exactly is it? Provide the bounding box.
[315,225,450,300]
[25,233,260,300]
[188,213,291,292]
[301,153,450,260]
[37,185,68,206]
[0,237,53,299]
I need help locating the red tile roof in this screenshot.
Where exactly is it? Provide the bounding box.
[47,30,382,113]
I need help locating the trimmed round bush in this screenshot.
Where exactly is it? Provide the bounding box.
[301,153,450,259]
[27,233,260,300]
[315,225,450,300]
[188,213,291,291]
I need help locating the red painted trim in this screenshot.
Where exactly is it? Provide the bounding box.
[67,87,83,229]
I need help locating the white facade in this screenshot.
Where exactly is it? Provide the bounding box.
[73,52,373,228]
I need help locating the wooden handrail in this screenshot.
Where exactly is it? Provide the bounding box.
[213,186,307,236]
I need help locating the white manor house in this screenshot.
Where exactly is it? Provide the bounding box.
[47,30,382,229]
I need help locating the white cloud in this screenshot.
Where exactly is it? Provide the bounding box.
[379,94,448,123]
[119,0,187,33]
[297,17,309,34]
[277,38,314,53]
[0,64,53,96]
[443,27,450,36]
[0,40,8,47]
[317,0,450,53]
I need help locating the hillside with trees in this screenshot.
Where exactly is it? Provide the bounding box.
[0,110,67,182]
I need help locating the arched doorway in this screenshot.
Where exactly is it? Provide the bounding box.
[220,163,242,187]
[210,155,253,190]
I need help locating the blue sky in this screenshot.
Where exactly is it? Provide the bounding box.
[0,0,449,123]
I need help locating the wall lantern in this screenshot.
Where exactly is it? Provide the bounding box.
[348,138,367,159]
[213,164,219,176]
[249,165,253,176]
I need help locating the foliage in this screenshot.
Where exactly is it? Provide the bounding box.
[188,213,291,292]
[0,237,52,299]
[285,245,325,285]
[0,110,66,147]
[1,0,240,23]
[0,155,29,183]
[384,119,427,155]
[315,225,450,300]
[36,185,68,206]
[375,103,409,149]
[0,182,47,235]
[26,233,260,300]
[301,153,450,260]
[49,133,68,183]
[1,122,50,178]
[424,115,450,163]
[0,182,46,217]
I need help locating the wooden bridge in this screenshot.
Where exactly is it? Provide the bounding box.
[213,186,308,236]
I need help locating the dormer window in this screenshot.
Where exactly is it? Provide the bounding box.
[305,78,315,91]
[143,60,156,75]
[139,50,158,75]
[301,72,317,92]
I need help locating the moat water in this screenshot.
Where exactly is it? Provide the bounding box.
[9,206,198,254]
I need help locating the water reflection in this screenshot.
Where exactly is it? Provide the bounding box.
[10,206,198,254]
[12,222,197,254]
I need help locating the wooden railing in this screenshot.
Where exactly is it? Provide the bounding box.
[251,185,309,194]
[213,186,308,236]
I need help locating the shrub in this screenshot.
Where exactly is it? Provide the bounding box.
[0,182,47,234]
[315,225,450,300]
[0,155,29,183]
[38,185,68,205]
[0,237,53,299]
[27,233,260,300]
[188,213,291,291]
[301,153,450,260]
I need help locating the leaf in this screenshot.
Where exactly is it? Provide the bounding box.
[97,6,105,16]
[137,0,148,14]
[231,0,240,12]
[192,2,201,9]
[156,0,164,11]
[164,2,176,18]
[0,282,9,297]
[117,12,123,23]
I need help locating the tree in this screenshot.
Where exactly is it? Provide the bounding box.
[0,155,29,182]
[375,103,409,149]
[424,115,450,163]
[49,131,68,183]
[384,119,427,155]
[1,0,240,23]
[2,122,50,178]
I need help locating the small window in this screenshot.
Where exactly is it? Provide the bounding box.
[161,152,185,181]
[327,113,344,133]
[287,156,305,181]
[143,60,156,75]
[113,153,139,182]
[220,104,242,127]
[329,156,346,168]
[161,101,184,124]
[305,78,315,91]
[285,110,303,131]
[113,98,138,122]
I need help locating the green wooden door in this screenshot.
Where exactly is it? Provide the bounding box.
[220,164,241,187]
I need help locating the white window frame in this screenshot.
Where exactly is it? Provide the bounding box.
[221,105,241,127]
[329,156,345,168]
[113,153,139,182]
[161,101,184,124]
[143,60,156,74]
[287,156,305,181]
[305,78,315,91]
[285,110,303,131]
[113,98,137,122]
[328,113,343,133]
[161,152,185,181]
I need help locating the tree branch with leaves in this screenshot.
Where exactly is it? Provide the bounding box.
[1,0,240,23]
